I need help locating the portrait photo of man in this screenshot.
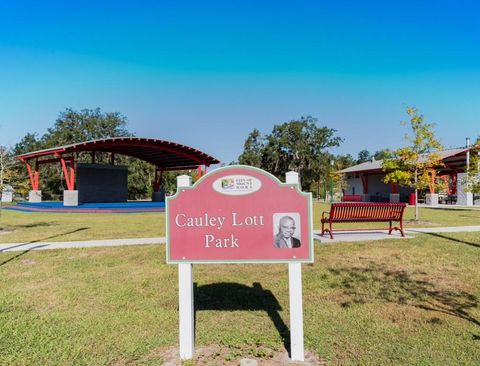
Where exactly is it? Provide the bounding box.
[273,214,301,248]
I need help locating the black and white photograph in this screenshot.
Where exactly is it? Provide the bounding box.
[272,213,301,248]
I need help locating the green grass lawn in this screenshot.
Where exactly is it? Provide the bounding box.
[0,232,479,365]
[0,210,165,243]
[0,202,479,244]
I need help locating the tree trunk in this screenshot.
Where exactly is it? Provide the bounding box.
[317,178,320,200]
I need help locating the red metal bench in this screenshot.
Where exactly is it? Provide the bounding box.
[321,202,406,239]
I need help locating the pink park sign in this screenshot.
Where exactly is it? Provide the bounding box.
[166,166,313,263]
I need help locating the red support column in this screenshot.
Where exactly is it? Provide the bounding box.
[34,160,40,190]
[197,166,203,179]
[428,171,436,194]
[440,175,451,195]
[391,183,398,194]
[25,161,39,190]
[451,174,457,195]
[58,154,75,190]
[69,157,75,190]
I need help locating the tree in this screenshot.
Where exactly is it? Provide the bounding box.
[238,116,342,191]
[13,133,44,155]
[382,107,444,220]
[44,108,131,146]
[335,154,356,170]
[462,137,480,194]
[374,149,394,160]
[0,146,15,195]
[238,128,264,167]
[356,150,372,164]
[331,158,349,199]
[0,146,29,225]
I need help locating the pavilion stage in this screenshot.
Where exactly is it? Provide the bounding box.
[5,201,165,214]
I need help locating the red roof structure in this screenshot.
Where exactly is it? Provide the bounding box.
[16,137,220,192]
[16,137,219,170]
[338,147,472,175]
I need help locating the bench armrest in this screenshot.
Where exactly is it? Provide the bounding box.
[321,211,330,220]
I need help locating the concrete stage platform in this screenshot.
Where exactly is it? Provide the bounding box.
[5,201,165,214]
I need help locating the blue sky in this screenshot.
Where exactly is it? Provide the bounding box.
[1,0,479,164]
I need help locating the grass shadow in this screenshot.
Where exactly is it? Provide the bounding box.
[14,222,56,229]
[194,282,290,353]
[0,245,50,266]
[0,227,90,266]
[424,232,480,249]
[327,263,479,329]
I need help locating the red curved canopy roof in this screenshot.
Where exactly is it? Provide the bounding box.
[16,137,220,170]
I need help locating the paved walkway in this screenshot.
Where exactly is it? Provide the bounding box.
[313,225,480,243]
[0,226,479,252]
[0,237,166,253]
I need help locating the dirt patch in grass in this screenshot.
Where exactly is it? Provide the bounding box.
[404,219,437,226]
[20,259,37,265]
[0,227,15,235]
[140,344,324,365]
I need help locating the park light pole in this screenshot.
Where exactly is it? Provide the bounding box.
[330,159,335,204]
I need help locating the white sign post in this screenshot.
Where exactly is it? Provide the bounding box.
[177,175,195,359]
[286,171,305,362]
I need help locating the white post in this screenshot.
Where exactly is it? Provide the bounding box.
[177,175,194,359]
[179,263,194,359]
[286,171,305,361]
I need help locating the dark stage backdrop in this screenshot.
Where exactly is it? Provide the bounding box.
[77,164,128,202]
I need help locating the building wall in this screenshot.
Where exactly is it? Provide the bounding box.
[345,175,362,195]
[77,163,128,203]
[368,174,389,197]
[345,173,413,202]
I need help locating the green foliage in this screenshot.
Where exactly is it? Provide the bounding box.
[12,133,44,155]
[374,148,394,160]
[463,137,480,194]
[0,147,14,191]
[45,107,131,145]
[356,149,371,164]
[331,172,348,197]
[382,107,444,192]
[330,154,356,198]
[335,154,356,169]
[125,159,155,200]
[238,128,263,167]
[238,116,342,190]
[0,146,30,199]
